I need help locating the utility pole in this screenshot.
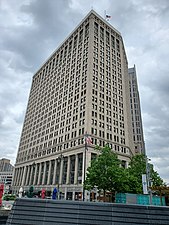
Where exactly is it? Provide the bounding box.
[83,132,92,201]
[146,156,152,205]
[57,153,63,200]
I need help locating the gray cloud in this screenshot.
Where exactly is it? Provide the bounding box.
[0,0,169,183]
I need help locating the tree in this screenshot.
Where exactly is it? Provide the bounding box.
[127,154,163,194]
[84,147,164,200]
[84,145,127,200]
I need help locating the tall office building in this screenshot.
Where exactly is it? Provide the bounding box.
[128,66,145,154]
[0,158,13,172]
[12,10,135,200]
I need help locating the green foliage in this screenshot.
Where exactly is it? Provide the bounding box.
[84,148,164,196]
[126,154,147,193]
[127,154,163,193]
[149,165,163,187]
[129,154,146,175]
[3,194,16,201]
[84,145,126,194]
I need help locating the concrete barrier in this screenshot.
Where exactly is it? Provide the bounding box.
[6,198,169,224]
[0,210,10,225]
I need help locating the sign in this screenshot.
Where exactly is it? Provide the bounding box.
[67,187,82,192]
[142,174,148,194]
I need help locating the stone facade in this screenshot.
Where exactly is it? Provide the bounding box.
[0,158,13,172]
[12,10,136,200]
[128,65,145,154]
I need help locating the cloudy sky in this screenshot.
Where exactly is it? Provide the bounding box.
[0,0,169,183]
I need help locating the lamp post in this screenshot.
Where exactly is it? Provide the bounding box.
[146,156,152,205]
[57,154,63,200]
[83,132,91,201]
[83,140,87,201]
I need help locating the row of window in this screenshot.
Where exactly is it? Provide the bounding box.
[17,130,129,163]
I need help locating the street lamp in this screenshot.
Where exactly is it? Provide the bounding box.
[146,156,152,205]
[57,154,63,200]
[83,132,91,201]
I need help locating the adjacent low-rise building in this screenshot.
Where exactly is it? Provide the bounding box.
[0,158,14,193]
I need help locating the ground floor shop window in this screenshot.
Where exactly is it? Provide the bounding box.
[66,192,73,200]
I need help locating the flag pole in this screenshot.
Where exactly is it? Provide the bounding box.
[83,132,88,201]
[104,10,106,20]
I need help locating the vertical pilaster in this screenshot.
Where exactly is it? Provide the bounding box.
[82,151,86,183]
[25,165,30,186]
[17,167,21,186]
[18,167,24,186]
[18,168,22,186]
[74,154,78,184]
[33,163,38,185]
[21,166,27,186]
[13,168,18,186]
[37,163,42,185]
[16,168,20,186]
[59,158,64,184]
[12,168,17,186]
[52,159,57,185]
[66,156,70,184]
[47,160,52,185]
[42,161,47,185]
[29,165,34,186]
